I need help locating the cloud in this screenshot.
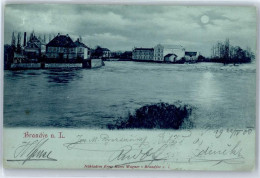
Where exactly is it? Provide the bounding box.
[4,4,256,56]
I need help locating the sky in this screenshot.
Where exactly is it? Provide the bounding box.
[4,4,257,56]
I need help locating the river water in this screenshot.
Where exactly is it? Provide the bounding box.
[4,61,256,129]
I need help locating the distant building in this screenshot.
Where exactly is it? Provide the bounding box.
[132,44,199,63]
[111,51,123,58]
[120,51,132,59]
[92,47,111,58]
[132,48,154,61]
[154,44,185,62]
[46,33,77,61]
[101,48,111,58]
[184,51,199,61]
[74,38,90,59]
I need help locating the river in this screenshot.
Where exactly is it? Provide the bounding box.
[4,61,256,129]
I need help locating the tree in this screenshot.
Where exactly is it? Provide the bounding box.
[49,34,52,42]
[91,46,104,58]
[11,31,16,51]
[210,38,253,64]
[43,34,46,43]
[224,38,230,62]
[16,32,22,53]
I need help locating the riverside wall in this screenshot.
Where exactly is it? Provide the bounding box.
[9,59,103,70]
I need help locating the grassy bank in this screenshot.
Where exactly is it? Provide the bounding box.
[108,102,193,129]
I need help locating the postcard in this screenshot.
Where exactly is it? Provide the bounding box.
[3,4,257,171]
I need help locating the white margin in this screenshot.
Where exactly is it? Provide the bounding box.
[0,0,259,178]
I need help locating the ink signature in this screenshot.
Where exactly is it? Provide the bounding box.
[7,138,57,165]
[189,141,244,166]
[108,144,169,166]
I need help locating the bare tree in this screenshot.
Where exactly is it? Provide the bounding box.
[11,31,16,50]
[211,38,253,63]
[17,32,22,53]
[43,34,46,43]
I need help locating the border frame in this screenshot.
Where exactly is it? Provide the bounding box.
[0,0,259,177]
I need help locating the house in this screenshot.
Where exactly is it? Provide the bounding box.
[46,33,77,61]
[74,38,90,59]
[24,32,45,59]
[132,48,154,61]
[185,51,199,61]
[101,48,111,58]
[164,53,177,62]
[92,46,111,58]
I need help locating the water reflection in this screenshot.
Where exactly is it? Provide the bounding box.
[196,71,221,107]
[44,69,83,84]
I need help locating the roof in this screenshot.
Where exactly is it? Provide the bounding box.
[101,48,110,51]
[25,43,40,49]
[164,53,177,58]
[185,52,197,56]
[26,35,41,48]
[29,35,41,43]
[74,39,90,49]
[134,48,154,51]
[47,34,77,48]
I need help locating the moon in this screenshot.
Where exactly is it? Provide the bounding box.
[201,15,210,24]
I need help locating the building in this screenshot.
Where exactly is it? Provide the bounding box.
[132,48,154,61]
[92,47,111,58]
[110,51,123,58]
[13,52,27,63]
[184,51,199,61]
[46,33,77,61]
[101,48,111,58]
[164,53,177,62]
[74,38,90,59]
[154,44,185,62]
[24,32,45,59]
[120,51,132,60]
[153,44,164,61]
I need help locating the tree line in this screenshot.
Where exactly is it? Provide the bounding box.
[209,38,255,64]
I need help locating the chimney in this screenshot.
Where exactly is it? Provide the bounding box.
[66,34,69,37]
[58,33,60,36]
[23,32,26,46]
